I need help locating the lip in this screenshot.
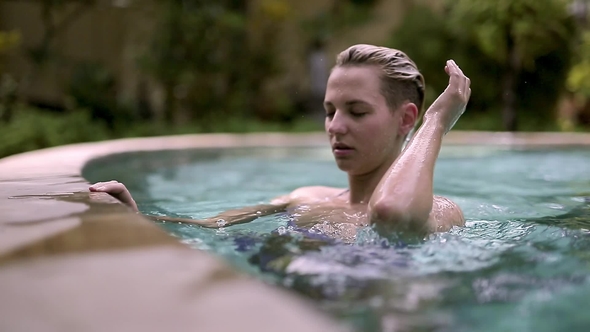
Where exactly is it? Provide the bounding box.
[332,142,354,157]
[333,142,352,149]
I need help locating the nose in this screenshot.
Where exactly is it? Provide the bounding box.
[326,110,348,135]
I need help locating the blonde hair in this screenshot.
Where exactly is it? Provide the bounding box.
[335,44,425,115]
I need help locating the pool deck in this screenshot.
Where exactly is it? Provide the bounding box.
[1,131,589,331]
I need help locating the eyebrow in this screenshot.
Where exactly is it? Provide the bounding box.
[323,99,372,107]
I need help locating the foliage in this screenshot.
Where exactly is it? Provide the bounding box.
[139,0,292,125]
[387,5,503,111]
[0,30,21,122]
[0,106,110,158]
[21,0,96,66]
[0,30,19,52]
[448,0,575,70]
[302,0,377,45]
[114,115,322,139]
[447,0,577,130]
[0,30,20,73]
[67,62,132,128]
[0,105,323,159]
[568,31,590,97]
[388,1,578,131]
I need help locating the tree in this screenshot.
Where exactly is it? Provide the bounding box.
[2,0,96,66]
[448,0,577,131]
[140,0,290,125]
[1,0,97,113]
[567,30,590,126]
[0,30,20,122]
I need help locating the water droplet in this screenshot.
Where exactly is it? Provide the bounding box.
[256,211,262,215]
[216,219,227,227]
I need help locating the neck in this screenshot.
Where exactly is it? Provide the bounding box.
[346,142,403,205]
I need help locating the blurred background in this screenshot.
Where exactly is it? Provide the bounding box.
[0,0,589,159]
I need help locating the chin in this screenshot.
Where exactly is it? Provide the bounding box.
[334,159,364,175]
[334,156,383,176]
[333,158,352,171]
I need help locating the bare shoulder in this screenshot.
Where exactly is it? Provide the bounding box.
[290,186,344,197]
[427,195,465,232]
[270,186,346,206]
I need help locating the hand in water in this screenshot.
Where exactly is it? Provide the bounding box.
[424,60,471,134]
[89,180,138,212]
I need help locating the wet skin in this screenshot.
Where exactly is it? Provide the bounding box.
[90,60,471,236]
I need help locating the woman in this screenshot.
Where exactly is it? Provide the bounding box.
[90,44,471,235]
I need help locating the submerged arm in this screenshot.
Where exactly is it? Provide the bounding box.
[89,181,290,228]
[144,203,289,228]
[369,60,470,232]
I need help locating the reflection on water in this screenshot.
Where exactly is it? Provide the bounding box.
[84,147,590,332]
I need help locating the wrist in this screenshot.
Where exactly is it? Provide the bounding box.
[421,115,447,136]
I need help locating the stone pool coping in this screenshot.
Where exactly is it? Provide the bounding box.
[0,130,589,331]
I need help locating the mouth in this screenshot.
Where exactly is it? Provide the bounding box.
[332,142,353,150]
[332,142,354,157]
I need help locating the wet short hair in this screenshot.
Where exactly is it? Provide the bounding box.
[335,44,425,114]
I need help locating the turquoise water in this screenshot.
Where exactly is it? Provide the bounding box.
[84,146,590,332]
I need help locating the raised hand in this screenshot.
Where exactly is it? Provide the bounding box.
[424,60,471,134]
[89,180,138,212]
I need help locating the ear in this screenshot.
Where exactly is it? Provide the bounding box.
[398,102,418,137]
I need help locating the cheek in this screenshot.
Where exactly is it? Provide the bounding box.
[362,114,398,139]
[379,117,402,150]
[359,118,396,152]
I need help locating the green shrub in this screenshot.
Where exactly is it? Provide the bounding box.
[67,62,131,128]
[112,115,323,138]
[0,106,110,158]
[387,2,577,131]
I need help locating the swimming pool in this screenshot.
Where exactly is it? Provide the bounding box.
[84,145,590,332]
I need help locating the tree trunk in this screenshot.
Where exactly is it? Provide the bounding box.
[502,28,519,131]
[164,83,176,125]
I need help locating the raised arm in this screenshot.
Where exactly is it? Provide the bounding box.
[89,181,289,228]
[369,60,470,232]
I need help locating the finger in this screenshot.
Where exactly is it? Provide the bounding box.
[464,78,471,100]
[446,60,462,89]
[458,69,469,100]
[89,182,106,190]
[104,183,126,194]
[90,180,121,187]
[448,60,469,98]
[89,184,110,192]
[90,183,126,194]
[450,60,465,77]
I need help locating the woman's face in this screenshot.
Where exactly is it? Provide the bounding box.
[324,65,412,175]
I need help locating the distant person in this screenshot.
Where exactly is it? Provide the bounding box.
[90,44,471,235]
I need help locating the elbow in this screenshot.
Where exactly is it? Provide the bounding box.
[369,199,431,230]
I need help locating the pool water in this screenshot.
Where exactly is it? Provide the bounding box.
[84,146,590,332]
